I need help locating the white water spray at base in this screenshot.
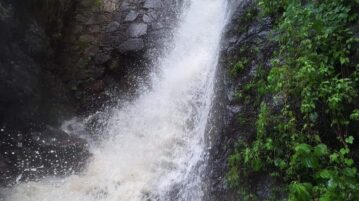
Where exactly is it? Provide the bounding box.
[5,0,230,200]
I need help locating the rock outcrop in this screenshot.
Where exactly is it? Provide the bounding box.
[206,0,277,200]
[0,0,92,186]
[0,0,182,187]
[59,0,182,111]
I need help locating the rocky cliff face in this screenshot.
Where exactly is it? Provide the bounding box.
[0,0,88,186]
[209,1,359,200]
[206,0,277,200]
[0,0,182,186]
[59,0,182,112]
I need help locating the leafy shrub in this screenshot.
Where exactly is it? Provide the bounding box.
[228,0,359,200]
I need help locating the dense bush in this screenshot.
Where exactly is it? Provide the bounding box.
[228,0,359,200]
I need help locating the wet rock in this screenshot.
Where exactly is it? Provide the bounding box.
[106,21,120,32]
[0,3,11,21]
[144,0,162,9]
[151,22,164,30]
[268,93,286,112]
[206,0,277,200]
[103,0,117,12]
[118,38,145,53]
[86,80,105,93]
[127,23,148,38]
[256,175,275,200]
[79,34,96,43]
[89,25,101,33]
[120,2,132,10]
[102,34,123,47]
[84,45,100,57]
[143,14,153,23]
[0,157,13,185]
[228,36,238,44]
[75,14,88,23]
[124,10,139,22]
[23,22,50,57]
[85,15,107,25]
[147,10,158,20]
[79,0,97,8]
[227,105,242,115]
[28,126,90,175]
[94,52,111,64]
[0,125,90,186]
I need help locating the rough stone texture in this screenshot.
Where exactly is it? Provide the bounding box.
[0,125,90,185]
[58,0,183,114]
[0,0,91,186]
[79,34,96,42]
[118,38,145,53]
[127,23,148,37]
[94,52,112,64]
[106,21,120,32]
[124,10,139,22]
[205,0,277,200]
[26,126,89,177]
[144,0,163,9]
[143,14,153,23]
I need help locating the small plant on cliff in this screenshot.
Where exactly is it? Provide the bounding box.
[230,60,248,77]
[92,0,103,7]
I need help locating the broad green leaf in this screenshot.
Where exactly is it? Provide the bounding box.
[303,156,318,168]
[344,159,354,166]
[289,182,313,201]
[340,148,349,156]
[318,169,333,179]
[343,167,357,177]
[350,109,359,121]
[345,136,354,144]
[330,153,339,163]
[314,144,328,156]
[295,143,312,154]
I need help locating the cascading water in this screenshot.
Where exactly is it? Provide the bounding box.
[4,0,231,200]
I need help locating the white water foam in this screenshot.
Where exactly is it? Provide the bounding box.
[5,0,230,200]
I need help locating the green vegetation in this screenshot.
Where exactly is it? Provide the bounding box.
[230,60,248,77]
[228,0,359,200]
[93,0,103,7]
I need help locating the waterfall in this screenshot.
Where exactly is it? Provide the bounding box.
[4,0,230,200]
